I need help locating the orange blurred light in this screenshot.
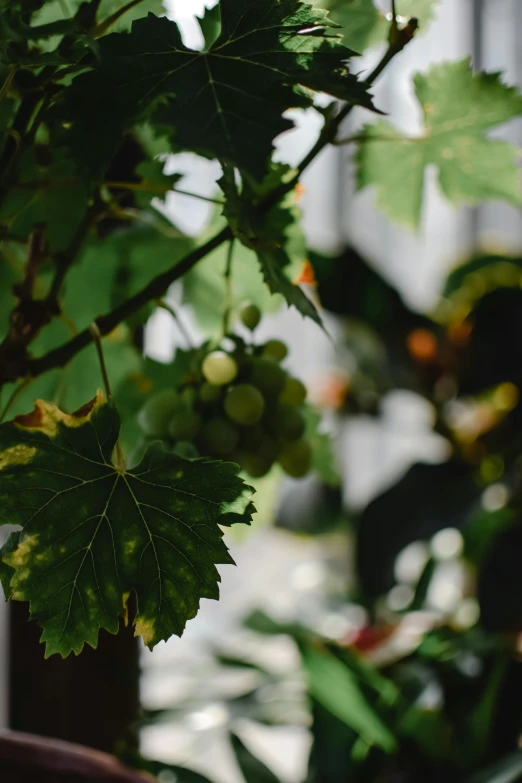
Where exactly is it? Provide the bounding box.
[296,259,317,287]
[406,328,438,363]
[314,372,350,409]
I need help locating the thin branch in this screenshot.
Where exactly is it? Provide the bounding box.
[9,178,224,205]
[105,180,224,204]
[259,17,419,211]
[26,226,232,378]
[99,205,189,238]
[89,323,113,400]
[222,239,235,337]
[89,322,125,471]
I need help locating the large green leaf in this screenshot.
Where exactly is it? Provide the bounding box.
[300,643,397,752]
[0,392,254,657]
[356,59,522,227]
[58,2,374,180]
[57,222,192,329]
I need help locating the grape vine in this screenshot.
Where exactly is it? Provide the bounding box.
[1,0,521,657]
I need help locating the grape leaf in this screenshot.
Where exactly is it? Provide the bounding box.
[59,222,192,328]
[196,3,222,51]
[0,392,254,657]
[58,2,374,181]
[324,0,439,53]
[356,59,522,227]
[220,165,321,323]
[257,246,321,324]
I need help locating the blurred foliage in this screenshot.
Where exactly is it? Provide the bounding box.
[135,243,522,782]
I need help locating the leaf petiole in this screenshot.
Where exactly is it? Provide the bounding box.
[89,322,113,400]
[89,322,126,472]
[155,299,194,349]
[222,239,235,337]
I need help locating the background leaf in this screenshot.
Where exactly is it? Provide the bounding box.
[300,643,397,752]
[230,732,282,783]
[356,59,522,227]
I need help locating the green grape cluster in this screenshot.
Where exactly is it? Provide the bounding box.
[137,304,313,479]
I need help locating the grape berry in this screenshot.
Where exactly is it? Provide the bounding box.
[137,307,313,479]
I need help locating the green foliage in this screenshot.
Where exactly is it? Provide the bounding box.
[0,392,254,657]
[357,59,522,226]
[58,1,373,181]
[0,149,91,252]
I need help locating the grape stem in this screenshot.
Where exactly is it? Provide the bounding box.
[155,298,194,350]
[89,322,126,472]
[222,239,235,338]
